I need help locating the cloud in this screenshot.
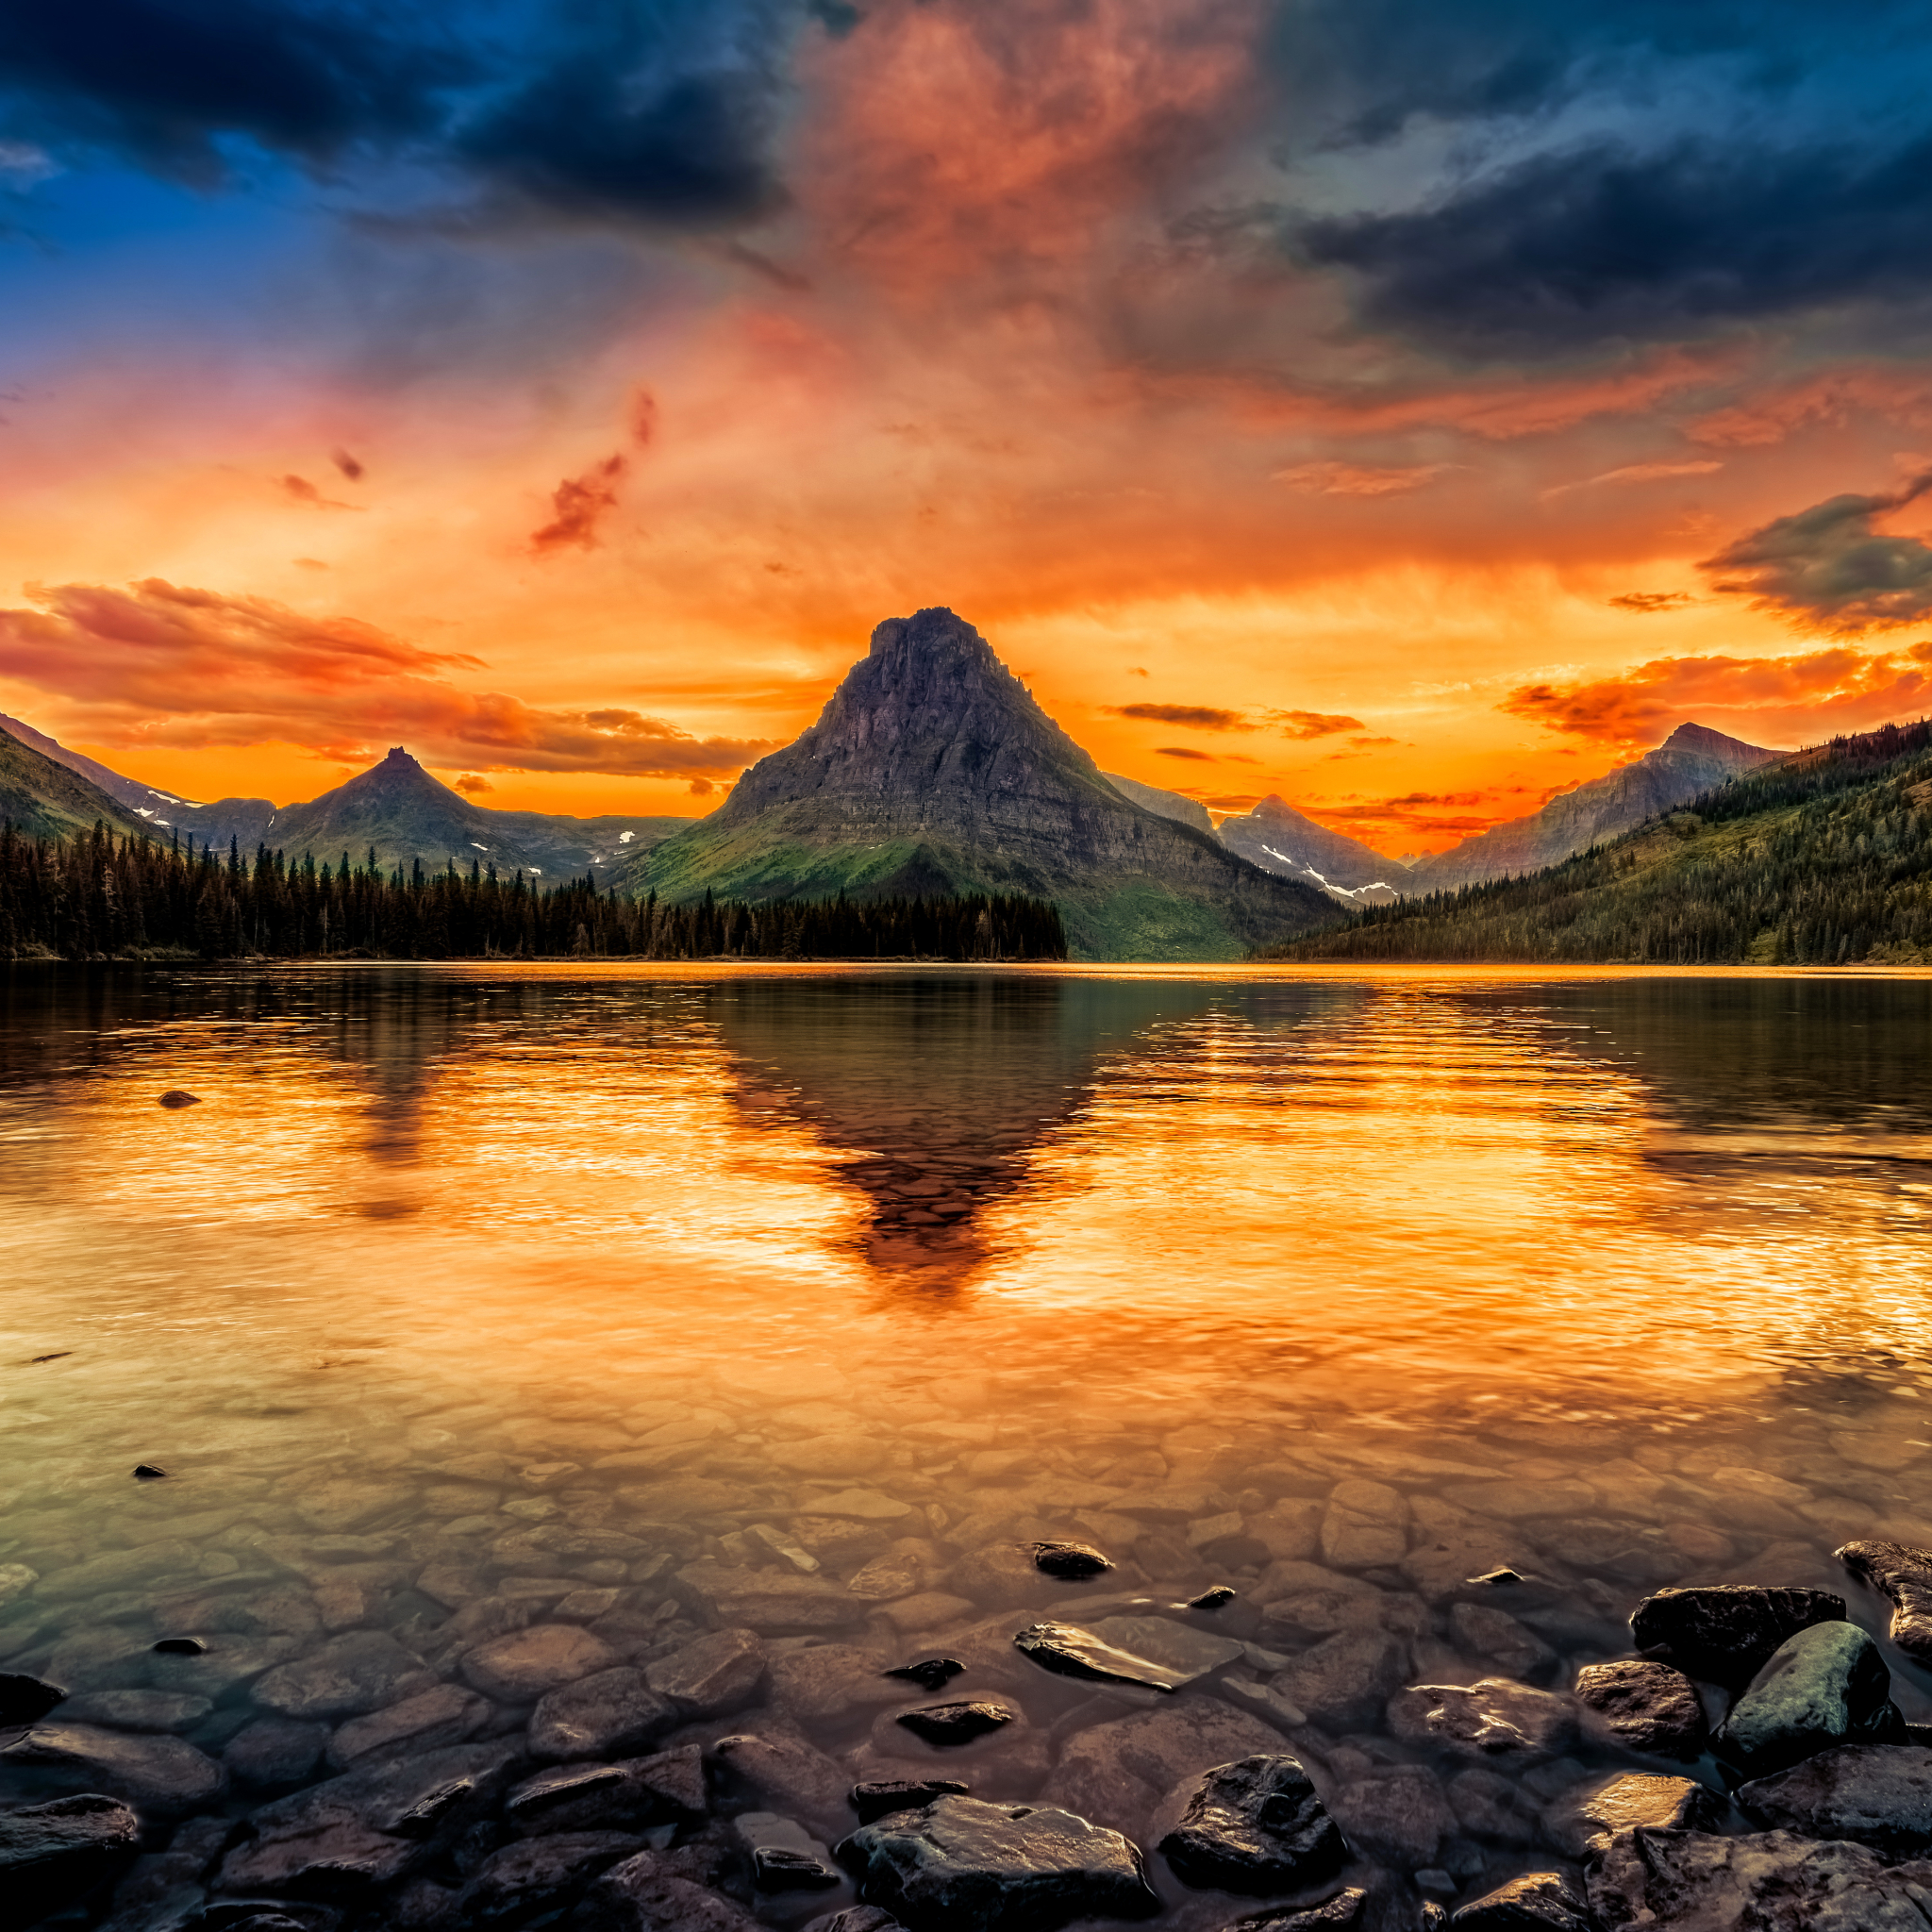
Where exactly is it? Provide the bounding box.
[455,773,493,795]
[1156,745,1214,760]
[1610,591,1694,613]
[531,455,627,553]
[330,448,364,481]
[1502,642,1932,745]
[1700,472,1932,630]
[1273,460,1456,496]
[0,578,774,778]
[1108,701,1247,729]
[1541,459,1722,501]
[1271,708,1367,740]
[279,475,359,511]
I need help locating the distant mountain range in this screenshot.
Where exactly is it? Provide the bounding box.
[1218,795,1407,903]
[615,608,1333,960]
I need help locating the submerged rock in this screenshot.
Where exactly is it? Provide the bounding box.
[1031,1542,1113,1581]
[1327,1764,1455,1869]
[1573,1659,1707,1759]
[1839,1540,1932,1663]
[62,1688,211,1734]
[459,1624,621,1704]
[1013,1622,1186,1693]
[528,1668,675,1764]
[1714,1620,1904,1776]
[1158,1754,1344,1894]
[157,1091,201,1108]
[584,1848,763,1931]
[886,1658,966,1694]
[251,1630,437,1721]
[1738,1743,1932,1857]
[852,1779,972,1824]
[804,1910,905,1932]
[715,1727,853,1827]
[456,1830,647,1927]
[0,1792,141,1925]
[225,1718,329,1791]
[837,1794,1159,1931]
[736,1812,842,1891]
[645,1627,767,1719]
[1628,1584,1844,1687]
[326,1683,491,1770]
[1089,1616,1246,1685]
[1223,1891,1365,1930]
[895,1702,1016,1748]
[1541,1771,1723,1858]
[1450,1872,1592,1929]
[1386,1679,1578,1764]
[506,1745,708,1834]
[0,1720,226,1816]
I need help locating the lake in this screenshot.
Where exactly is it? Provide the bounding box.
[4,963,1930,1928]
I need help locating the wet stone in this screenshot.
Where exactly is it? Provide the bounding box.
[1276,1629,1407,1729]
[225,1718,329,1791]
[1222,1890,1366,1930]
[1158,1754,1344,1894]
[1450,1871,1592,1929]
[0,1792,142,1925]
[1449,1604,1556,1681]
[715,1727,853,1829]
[675,1563,872,1633]
[1031,1541,1113,1581]
[1839,1539,1932,1664]
[455,1829,647,1927]
[250,1630,437,1721]
[1013,1622,1186,1693]
[0,1720,227,1816]
[735,1812,841,1891]
[1541,1771,1723,1857]
[1190,1587,1238,1610]
[1388,1679,1579,1764]
[0,1673,67,1724]
[1573,1659,1707,1759]
[325,1683,491,1770]
[803,1909,904,1932]
[1090,1616,1246,1684]
[506,1745,708,1834]
[459,1624,621,1703]
[1738,1743,1932,1857]
[837,1794,1159,1932]
[1447,1768,1538,1847]
[852,1779,972,1824]
[528,1666,676,1764]
[1628,1584,1845,1688]
[583,1848,763,1932]
[643,1627,766,1718]
[1320,1480,1409,1568]
[886,1658,965,1694]
[1328,1764,1456,1869]
[1714,1620,1904,1776]
[895,1701,1015,1747]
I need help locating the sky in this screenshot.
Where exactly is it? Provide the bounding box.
[8,2,1932,853]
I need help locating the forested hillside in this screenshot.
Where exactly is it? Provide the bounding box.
[0,824,1067,962]
[1263,720,1932,965]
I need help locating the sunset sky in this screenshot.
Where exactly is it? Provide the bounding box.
[8,2,1932,851]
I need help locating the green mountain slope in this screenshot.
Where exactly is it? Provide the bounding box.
[0,724,154,844]
[618,608,1336,962]
[1263,720,1932,965]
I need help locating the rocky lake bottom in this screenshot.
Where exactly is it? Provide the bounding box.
[6,963,1932,1932]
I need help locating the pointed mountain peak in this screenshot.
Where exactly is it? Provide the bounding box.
[1657,721,1782,760]
[866,606,987,660]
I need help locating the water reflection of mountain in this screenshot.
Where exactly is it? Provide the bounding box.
[708,974,1224,1274]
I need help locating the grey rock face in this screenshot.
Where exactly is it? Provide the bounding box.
[1627,1584,1844,1687]
[838,1794,1160,1932]
[458,1625,621,1704]
[0,1720,226,1816]
[644,1628,766,1718]
[527,1668,676,1764]
[1386,1679,1578,1763]
[1450,1871,1592,1929]
[250,1631,437,1721]
[1738,1743,1932,1857]
[455,1830,647,1927]
[1157,1754,1344,1893]
[1541,1771,1723,1857]
[1588,1824,1932,1929]
[1714,1620,1904,1776]
[1012,1622,1186,1693]
[0,1792,142,1924]
[1839,1539,1932,1662]
[1573,1660,1707,1758]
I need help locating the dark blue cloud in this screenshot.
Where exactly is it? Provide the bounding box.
[0,0,818,229]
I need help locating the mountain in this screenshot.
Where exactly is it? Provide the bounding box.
[0,723,152,844]
[1267,720,1932,965]
[0,710,215,826]
[1411,723,1783,889]
[1218,795,1409,904]
[1101,772,1215,835]
[617,607,1336,961]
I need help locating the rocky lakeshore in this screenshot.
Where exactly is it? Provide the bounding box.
[8,1398,1932,1932]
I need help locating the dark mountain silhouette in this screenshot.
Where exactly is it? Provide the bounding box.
[618,608,1335,960]
[1218,795,1409,904]
[0,722,152,844]
[1412,724,1784,889]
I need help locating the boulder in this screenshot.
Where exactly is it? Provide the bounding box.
[527,1668,676,1764]
[1589,1824,1932,1929]
[1573,1660,1707,1759]
[250,1632,437,1721]
[836,1794,1159,1931]
[895,1703,1015,1748]
[1839,1540,1932,1663]
[853,1780,972,1825]
[1012,1624,1185,1693]
[644,1629,767,1719]
[0,1721,226,1816]
[1714,1621,1904,1776]
[459,1625,621,1704]
[1738,1743,1932,1857]
[1450,1872,1591,1929]
[325,1684,491,1770]
[1541,1772,1723,1858]
[1386,1679,1577,1764]
[506,1745,708,1835]
[1223,1892,1365,1930]
[456,1830,647,1927]
[1327,1765,1455,1870]
[1627,1585,1843,1688]
[1157,1754,1344,1893]
[0,1792,142,1924]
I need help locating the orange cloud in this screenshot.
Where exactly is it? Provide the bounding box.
[278,474,359,510]
[0,580,773,779]
[1108,701,1246,728]
[1689,369,1932,447]
[1273,708,1366,739]
[531,454,627,553]
[1274,460,1455,496]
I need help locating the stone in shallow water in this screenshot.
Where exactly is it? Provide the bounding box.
[0,1793,141,1924]
[1627,1584,1845,1688]
[60,1688,212,1733]
[0,1673,67,1724]
[1714,1620,1904,1776]
[803,1910,903,1932]
[1320,1479,1409,1568]
[1012,1622,1185,1693]
[1446,1768,1537,1847]
[644,1627,766,1718]
[1449,1871,1592,1929]
[1573,1659,1707,1759]
[506,1745,708,1835]
[1158,1754,1344,1894]
[325,1682,491,1770]
[837,1794,1159,1932]
[528,1667,676,1764]
[1449,1603,1556,1681]
[0,1720,226,1816]
[1276,1629,1407,1729]
[250,1630,436,1721]
[1031,1541,1112,1581]
[1541,1771,1723,1858]
[885,1658,965,1694]
[1223,1890,1365,1930]
[1190,1587,1238,1610]
[225,1718,329,1790]
[715,1727,853,1828]
[852,1779,972,1824]
[735,1811,841,1891]
[458,1624,621,1703]
[1839,1539,1932,1663]
[456,1830,647,1927]
[1738,1742,1932,1857]
[1090,1616,1246,1684]
[1327,1765,1455,1869]
[676,1563,872,1633]
[1386,1679,1578,1764]
[584,1849,763,1931]
[896,1702,1015,1747]
[1589,1824,1932,1930]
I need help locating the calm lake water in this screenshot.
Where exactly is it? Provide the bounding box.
[4,963,1932,1926]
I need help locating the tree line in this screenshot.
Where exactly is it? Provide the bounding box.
[1264,719,1932,965]
[0,824,1068,962]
